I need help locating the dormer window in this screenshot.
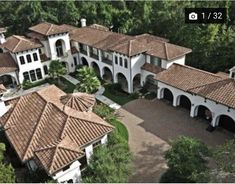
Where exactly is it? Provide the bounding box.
[232,72,235,79]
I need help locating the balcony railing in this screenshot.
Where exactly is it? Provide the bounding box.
[102,57,113,65]
[80,49,87,55]
[90,52,99,60]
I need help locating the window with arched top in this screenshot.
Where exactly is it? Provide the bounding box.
[55,40,64,57]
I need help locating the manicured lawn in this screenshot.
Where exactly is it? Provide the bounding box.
[47,77,76,93]
[109,118,128,141]
[103,84,139,105]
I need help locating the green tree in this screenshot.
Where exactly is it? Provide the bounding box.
[0,143,15,183]
[162,136,210,183]
[49,60,66,82]
[76,66,101,94]
[82,142,132,183]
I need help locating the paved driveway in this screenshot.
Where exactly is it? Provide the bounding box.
[117,99,233,183]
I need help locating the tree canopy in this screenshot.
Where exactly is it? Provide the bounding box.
[0,1,234,72]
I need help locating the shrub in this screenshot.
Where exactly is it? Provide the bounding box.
[22,80,32,89]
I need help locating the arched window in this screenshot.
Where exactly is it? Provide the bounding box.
[55,40,64,57]
[124,59,128,68]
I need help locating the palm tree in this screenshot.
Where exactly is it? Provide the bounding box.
[49,60,66,83]
[76,66,101,94]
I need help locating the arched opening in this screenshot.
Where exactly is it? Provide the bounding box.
[0,75,16,88]
[116,73,128,92]
[162,88,174,104]
[0,48,3,53]
[194,105,212,122]
[102,67,113,83]
[55,39,65,57]
[144,74,156,92]
[81,57,88,66]
[133,73,141,92]
[177,95,191,111]
[91,62,100,77]
[217,115,235,133]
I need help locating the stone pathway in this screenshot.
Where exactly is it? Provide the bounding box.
[3,83,50,100]
[62,74,80,85]
[95,87,121,110]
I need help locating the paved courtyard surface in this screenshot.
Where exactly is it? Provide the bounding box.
[117,98,233,183]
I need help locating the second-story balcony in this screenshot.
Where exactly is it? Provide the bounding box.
[90,52,99,60]
[80,49,87,55]
[102,57,112,66]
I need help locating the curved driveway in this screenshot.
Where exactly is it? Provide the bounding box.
[117,99,233,183]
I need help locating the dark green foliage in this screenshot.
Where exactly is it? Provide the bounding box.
[163,136,211,183]
[76,66,101,94]
[48,60,66,80]
[0,143,15,183]
[22,79,47,90]
[213,140,235,173]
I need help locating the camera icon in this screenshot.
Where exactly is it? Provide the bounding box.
[189,12,198,20]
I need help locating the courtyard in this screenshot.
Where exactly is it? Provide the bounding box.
[117,98,233,183]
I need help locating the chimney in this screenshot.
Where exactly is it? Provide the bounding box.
[229,66,235,79]
[81,18,87,27]
[0,27,6,44]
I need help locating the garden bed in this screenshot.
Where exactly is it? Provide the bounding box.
[103,84,139,105]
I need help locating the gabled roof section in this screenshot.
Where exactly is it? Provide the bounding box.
[60,92,96,112]
[146,41,192,60]
[2,35,42,53]
[155,63,224,91]
[34,136,83,175]
[0,52,18,74]
[0,85,114,174]
[141,63,165,74]
[29,22,69,36]
[135,33,169,43]
[189,78,235,109]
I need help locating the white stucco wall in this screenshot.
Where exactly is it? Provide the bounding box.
[53,161,81,183]
[161,56,185,69]
[15,49,44,84]
[85,144,93,164]
[157,81,235,127]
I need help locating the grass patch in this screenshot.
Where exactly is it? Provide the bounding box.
[46,77,76,93]
[109,118,128,141]
[103,84,139,105]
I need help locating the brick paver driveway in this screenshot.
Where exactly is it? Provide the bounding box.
[117,99,233,183]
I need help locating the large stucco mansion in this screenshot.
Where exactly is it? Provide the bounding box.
[0,19,235,182]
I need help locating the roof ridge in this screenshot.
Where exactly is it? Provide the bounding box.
[164,42,169,60]
[59,115,70,139]
[23,102,49,161]
[128,40,132,56]
[49,143,60,173]
[12,36,23,52]
[46,24,53,35]
[4,96,22,129]
[173,63,223,78]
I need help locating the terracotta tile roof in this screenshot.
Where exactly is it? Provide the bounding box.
[26,31,46,41]
[216,71,229,79]
[189,79,235,109]
[0,85,113,174]
[0,52,18,74]
[146,41,192,60]
[155,63,224,91]
[34,136,84,174]
[2,35,42,53]
[60,93,96,112]
[135,33,169,43]
[89,24,109,31]
[0,84,6,94]
[141,63,165,74]
[29,22,69,36]
[71,46,79,54]
[40,54,50,62]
